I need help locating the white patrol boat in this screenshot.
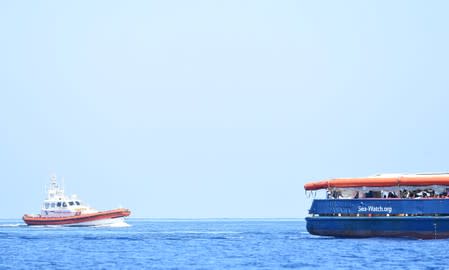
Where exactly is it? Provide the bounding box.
[23,176,130,226]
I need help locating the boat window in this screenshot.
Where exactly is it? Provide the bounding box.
[62,202,67,207]
[44,203,49,209]
[51,203,56,208]
[75,201,80,206]
[57,202,62,207]
[69,201,74,206]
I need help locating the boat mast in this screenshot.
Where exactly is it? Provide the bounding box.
[47,175,65,200]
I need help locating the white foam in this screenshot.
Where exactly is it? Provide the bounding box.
[0,223,24,227]
[157,231,242,234]
[94,220,131,228]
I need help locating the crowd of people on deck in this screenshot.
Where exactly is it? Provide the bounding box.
[327,189,449,199]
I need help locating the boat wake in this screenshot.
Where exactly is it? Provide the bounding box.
[94,220,131,228]
[0,223,26,228]
[158,231,242,234]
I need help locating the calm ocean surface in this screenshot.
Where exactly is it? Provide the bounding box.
[0,219,447,269]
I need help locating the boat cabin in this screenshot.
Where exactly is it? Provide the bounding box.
[39,176,95,217]
[43,200,82,209]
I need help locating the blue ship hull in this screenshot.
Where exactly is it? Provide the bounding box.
[306,216,449,239]
[307,199,449,239]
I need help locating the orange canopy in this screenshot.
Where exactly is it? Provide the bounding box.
[304,175,449,190]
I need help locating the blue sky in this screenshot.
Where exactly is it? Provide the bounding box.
[1,1,449,218]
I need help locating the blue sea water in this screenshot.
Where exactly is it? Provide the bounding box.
[0,219,447,269]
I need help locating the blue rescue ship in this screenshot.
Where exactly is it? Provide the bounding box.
[305,173,449,239]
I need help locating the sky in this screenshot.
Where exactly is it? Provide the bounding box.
[1,1,449,218]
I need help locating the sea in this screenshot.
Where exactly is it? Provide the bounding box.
[0,218,447,269]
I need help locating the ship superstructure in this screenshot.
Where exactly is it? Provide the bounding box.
[305,173,449,239]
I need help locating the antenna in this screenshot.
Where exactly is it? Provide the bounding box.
[50,174,57,187]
